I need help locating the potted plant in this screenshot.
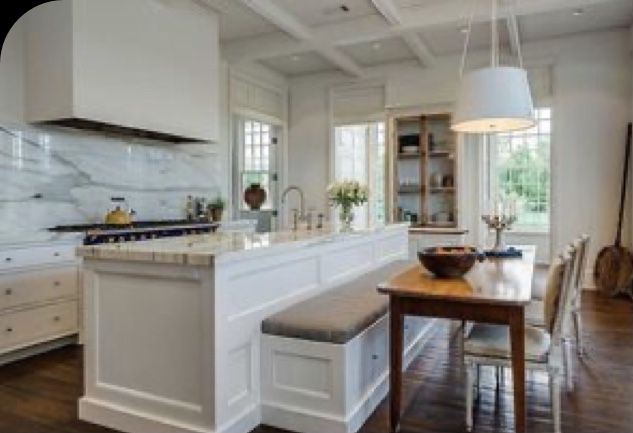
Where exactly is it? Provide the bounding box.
[327,180,369,232]
[207,197,226,222]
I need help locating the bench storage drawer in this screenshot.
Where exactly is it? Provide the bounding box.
[0,300,78,353]
[0,266,78,311]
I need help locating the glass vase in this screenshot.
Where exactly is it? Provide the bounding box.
[339,205,354,232]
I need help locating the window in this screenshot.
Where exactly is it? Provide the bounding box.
[489,107,551,230]
[239,119,276,210]
[334,122,386,228]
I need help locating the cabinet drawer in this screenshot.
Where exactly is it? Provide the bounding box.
[0,266,78,311]
[0,301,78,352]
[0,244,77,271]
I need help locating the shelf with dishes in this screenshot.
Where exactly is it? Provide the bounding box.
[398,185,424,194]
[389,112,458,228]
[429,187,455,194]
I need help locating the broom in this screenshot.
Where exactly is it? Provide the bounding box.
[594,123,633,297]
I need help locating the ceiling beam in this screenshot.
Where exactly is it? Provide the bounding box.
[401,33,436,67]
[224,0,622,65]
[370,0,436,67]
[238,0,363,77]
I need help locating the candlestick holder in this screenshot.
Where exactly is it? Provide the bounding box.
[481,214,517,252]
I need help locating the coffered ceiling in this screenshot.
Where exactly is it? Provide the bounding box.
[199,0,633,77]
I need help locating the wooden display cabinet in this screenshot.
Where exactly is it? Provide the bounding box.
[388,113,458,228]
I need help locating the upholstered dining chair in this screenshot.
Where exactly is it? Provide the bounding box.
[526,235,589,389]
[463,246,576,433]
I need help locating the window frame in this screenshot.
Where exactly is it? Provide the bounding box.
[486,107,552,233]
[332,121,387,228]
[235,117,277,211]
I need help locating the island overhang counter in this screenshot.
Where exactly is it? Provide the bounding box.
[76,224,409,433]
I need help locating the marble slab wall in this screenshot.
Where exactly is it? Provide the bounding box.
[0,122,226,241]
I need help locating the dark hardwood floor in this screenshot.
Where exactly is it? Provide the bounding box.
[0,292,631,433]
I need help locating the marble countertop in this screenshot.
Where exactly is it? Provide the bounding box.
[0,231,84,248]
[77,224,408,266]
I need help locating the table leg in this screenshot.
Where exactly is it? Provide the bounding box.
[509,307,526,433]
[389,296,403,433]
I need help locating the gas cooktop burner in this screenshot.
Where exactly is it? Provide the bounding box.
[48,220,213,232]
[48,220,219,245]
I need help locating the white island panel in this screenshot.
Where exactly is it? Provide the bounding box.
[79,225,409,433]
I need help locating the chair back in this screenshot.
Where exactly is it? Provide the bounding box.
[572,234,590,293]
[543,246,576,344]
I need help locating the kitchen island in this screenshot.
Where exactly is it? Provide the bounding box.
[76,224,409,433]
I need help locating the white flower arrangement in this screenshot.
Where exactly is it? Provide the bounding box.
[327,180,369,209]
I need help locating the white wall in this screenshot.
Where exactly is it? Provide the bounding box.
[288,29,633,279]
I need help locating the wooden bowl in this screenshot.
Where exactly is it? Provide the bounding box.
[417,246,480,278]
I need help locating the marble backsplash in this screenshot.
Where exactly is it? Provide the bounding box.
[0,122,225,241]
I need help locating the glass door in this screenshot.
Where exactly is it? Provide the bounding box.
[234,116,280,232]
[333,121,386,229]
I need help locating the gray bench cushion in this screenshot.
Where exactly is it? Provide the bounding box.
[261,260,414,344]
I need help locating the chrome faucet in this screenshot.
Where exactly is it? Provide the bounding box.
[281,185,305,230]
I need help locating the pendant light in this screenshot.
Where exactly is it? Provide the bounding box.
[451,0,535,133]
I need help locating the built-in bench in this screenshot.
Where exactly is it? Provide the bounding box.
[260,260,437,433]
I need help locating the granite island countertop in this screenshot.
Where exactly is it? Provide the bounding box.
[76,223,409,266]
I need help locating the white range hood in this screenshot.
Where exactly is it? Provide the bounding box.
[25,0,219,143]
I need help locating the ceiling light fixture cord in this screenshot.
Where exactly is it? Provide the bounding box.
[510,0,524,69]
[459,0,478,78]
[491,0,498,67]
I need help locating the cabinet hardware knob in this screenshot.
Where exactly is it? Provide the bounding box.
[4,288,12,295]
[53,252,60,257]
[371,354,379,360]
[53,316,60,322]
[4,257,11,262]
[6,327,12,333]
[53,281,61,287]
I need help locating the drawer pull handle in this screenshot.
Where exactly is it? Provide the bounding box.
[6,327,13,333]
[53,252,60,257]
[371,354,379,360]
[53,316,61,322]
[4,288,12,295]
[53,281,61,287]
[4,257,11,262]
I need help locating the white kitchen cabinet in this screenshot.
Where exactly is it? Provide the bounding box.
[25,0,219,142]
[0,300,78,354]
[0,242,80,364]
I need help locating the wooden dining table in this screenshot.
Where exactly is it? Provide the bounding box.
[377,247,535,433]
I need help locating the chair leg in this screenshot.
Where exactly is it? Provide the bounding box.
[563,339,573,391]
[550,372,562,433]
[573,308,584,357]
[466,362,475,432]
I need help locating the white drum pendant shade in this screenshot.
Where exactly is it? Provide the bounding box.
[452,66,535,133]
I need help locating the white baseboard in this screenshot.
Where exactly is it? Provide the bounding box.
[0,335,77,367]
[79,397,260,433]
[79,397,214,433]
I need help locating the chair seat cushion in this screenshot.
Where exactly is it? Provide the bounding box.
[261,260,414,344]
[531,263,549,300]
[464,323,551,362]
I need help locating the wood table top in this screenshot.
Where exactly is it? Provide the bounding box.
[378,247,535,306]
